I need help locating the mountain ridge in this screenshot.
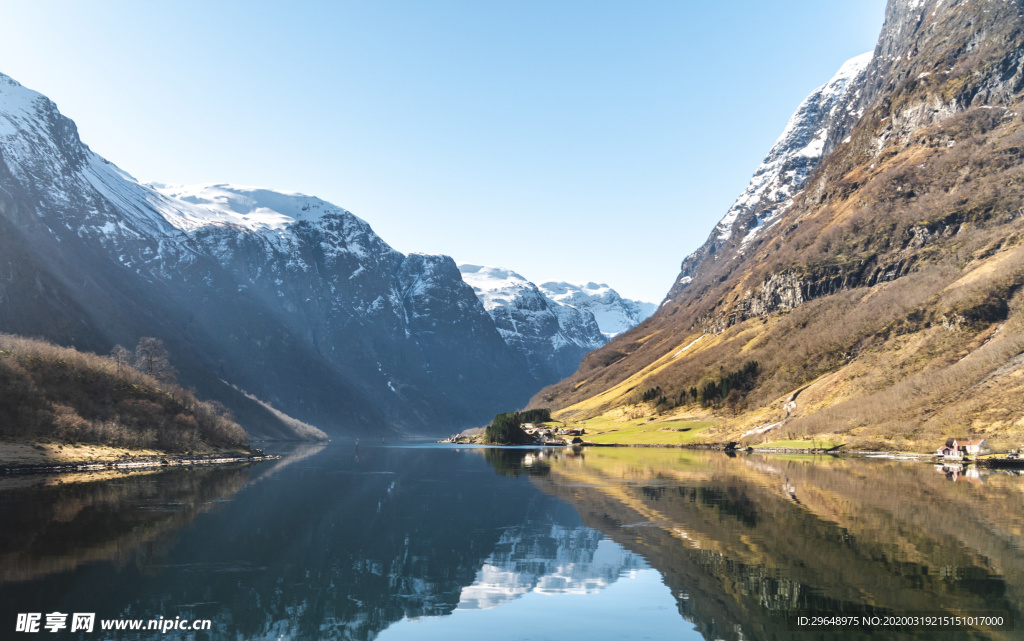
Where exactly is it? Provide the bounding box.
[538,280,655,339]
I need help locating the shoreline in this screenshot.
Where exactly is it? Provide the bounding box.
[1,453,280,475]
[0,440,279,475]
[438,437,1014,463]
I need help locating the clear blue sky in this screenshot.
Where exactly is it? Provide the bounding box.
[0,0,886,302]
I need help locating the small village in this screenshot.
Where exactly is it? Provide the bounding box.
[444,428,1024,487]
[439,422,590,446]
[520,423,586,446]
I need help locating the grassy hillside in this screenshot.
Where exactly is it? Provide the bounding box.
[0,334,254,456]
[530,0,1024,452]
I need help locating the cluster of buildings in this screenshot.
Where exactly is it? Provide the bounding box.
[522,424,585,445]
[936,438,989,459]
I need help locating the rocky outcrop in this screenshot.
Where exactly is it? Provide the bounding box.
[697,204,981,334]
[846,0,1024,137]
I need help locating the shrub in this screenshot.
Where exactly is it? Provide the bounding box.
[0,333,249,451]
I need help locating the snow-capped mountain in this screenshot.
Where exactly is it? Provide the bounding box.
[713,53,873,247]
[538,281,655,339]
[0,71,540,436]
[665,51,873,301]
[459,264,605,385]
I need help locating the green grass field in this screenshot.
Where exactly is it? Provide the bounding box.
[549,417,714,445]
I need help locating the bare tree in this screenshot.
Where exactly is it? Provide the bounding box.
[133,337,177,385]
[110,344,131,377]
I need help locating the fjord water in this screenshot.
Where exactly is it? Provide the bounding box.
[0,445,1021,640]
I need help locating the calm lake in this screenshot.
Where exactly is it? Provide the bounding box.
[1,444,1022,640]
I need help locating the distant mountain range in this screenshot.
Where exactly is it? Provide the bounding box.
[538,281,656,339]
[0,72,649,437]
[532,0,1024,450]
[458,265,654,384]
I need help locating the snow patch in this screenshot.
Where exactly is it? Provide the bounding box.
[712,52,873,244]
[672,334,704,359]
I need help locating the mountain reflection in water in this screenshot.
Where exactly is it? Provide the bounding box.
[456,526,645,610]
[524,447,1024,641]
[0,444,1021,640]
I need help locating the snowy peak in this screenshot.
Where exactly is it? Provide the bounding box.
[665,51,874,304]
[458,264,606,385]
[148,182,364,233]
[458,264,536,311]
[457,264,655,381]
[0,68,547,434]
[713,51,873,247]
[0,73,84,164]
[539,281,655,339]
[0,72,88,188]
[538,280,611,298]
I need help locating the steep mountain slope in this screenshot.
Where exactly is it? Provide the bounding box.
[538,281,655,339]
[458,265,605,385]
[667,51,873,298]
[533,0,1024,450]
[0,72,539,437]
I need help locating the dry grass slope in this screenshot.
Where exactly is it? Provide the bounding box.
[0,334,250,451]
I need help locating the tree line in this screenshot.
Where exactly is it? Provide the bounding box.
[640,361,761,412]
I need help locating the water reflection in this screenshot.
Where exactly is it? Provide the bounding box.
[1,444,1022,640]
[522,448,1024,640]
[0,462,254,584]
[0,445,658,640]
[458,527,644,610]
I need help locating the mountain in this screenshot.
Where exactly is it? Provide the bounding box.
[538,281,656,339]
[666,52,873,300]
[458,264,605,385]
[0,71,541,437]
[532,0,1024,450]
